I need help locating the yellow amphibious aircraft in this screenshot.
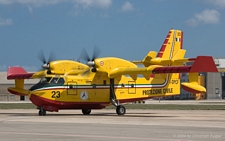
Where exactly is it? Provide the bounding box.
[7,29,218,116]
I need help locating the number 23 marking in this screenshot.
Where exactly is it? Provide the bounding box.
[52,91,60,98]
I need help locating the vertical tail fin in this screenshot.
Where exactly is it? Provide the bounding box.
[142,29,185,67]
[157,29,183,59]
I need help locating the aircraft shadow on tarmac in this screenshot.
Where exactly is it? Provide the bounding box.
[0,112,176,118]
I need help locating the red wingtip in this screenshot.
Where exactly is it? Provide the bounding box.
[8,66,27,74]
[190,56,218,72]
[7,66,33,79]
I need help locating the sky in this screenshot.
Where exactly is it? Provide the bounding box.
[0,0,225,71]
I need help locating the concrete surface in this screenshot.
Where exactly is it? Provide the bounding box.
[0,109,224,141]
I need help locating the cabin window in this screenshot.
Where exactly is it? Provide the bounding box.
[58,78,65,84]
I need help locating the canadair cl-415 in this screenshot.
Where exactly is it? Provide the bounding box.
[7,29,218,116]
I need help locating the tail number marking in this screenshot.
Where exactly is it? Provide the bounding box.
[52,91,60,98]
[171,80,178,84]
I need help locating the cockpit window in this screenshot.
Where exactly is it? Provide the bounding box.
[58,78,65,84]
[51,77,58,84]
[39,77,64,84]
[40,77,52,83]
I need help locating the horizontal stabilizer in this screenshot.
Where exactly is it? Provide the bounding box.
[150,58,172,65]
[7,67,34,80]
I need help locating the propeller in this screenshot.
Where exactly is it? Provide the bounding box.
[37,50,56,72]
[79,46,101,72]
[92,46,101,61]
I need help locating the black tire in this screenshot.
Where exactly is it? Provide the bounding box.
[82,109,91,115]
[39,108,46,116]
[42,110,46,116]
[116,105,126,115]
[38,110,42,116]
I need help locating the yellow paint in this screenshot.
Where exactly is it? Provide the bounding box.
[195,75,205,100]
[15,79,24,89]
[7,29,213,107]
[49,60,89,75]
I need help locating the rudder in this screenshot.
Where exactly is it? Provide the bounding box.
[157,29,183,60]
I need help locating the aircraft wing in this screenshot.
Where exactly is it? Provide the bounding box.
[7,67,37,96]
[7,66,47,80]
[108,56,218,79]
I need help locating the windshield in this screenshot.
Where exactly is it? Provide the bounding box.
[31,77,65,91]
[51,77,58,84]
[39,77,65,84]
[40,77,52,83]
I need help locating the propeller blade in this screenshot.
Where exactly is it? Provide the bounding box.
[37,50,56,71]
[92,46,101,61]
[37,50,46,64]
[48,51,56,63]
[80,48,91,62]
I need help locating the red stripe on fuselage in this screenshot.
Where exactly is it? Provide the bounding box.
[29,94,160,112]
[29,94,109,111]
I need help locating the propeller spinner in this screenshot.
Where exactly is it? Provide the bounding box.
[79,46,101,72]
[37,50,56,73]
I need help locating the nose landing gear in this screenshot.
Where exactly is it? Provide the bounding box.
[38,106,46,116]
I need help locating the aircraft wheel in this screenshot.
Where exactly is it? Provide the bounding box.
[39,107,46,116]
[116,105,126,115]
[38,110,42,116]
[82,109,91,115]
[42,110,46,116]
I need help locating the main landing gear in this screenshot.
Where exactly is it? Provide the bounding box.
[111,98,126,115]
[110,78,126,115]
[38,106,46,116]
[116,105,126,115]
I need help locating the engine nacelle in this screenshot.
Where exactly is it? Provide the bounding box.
[49,60,89,75]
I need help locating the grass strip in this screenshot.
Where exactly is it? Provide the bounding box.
[106,104,225,110]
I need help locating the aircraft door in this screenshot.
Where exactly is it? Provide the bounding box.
[67,81,77,95]
[128,81,136,94]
